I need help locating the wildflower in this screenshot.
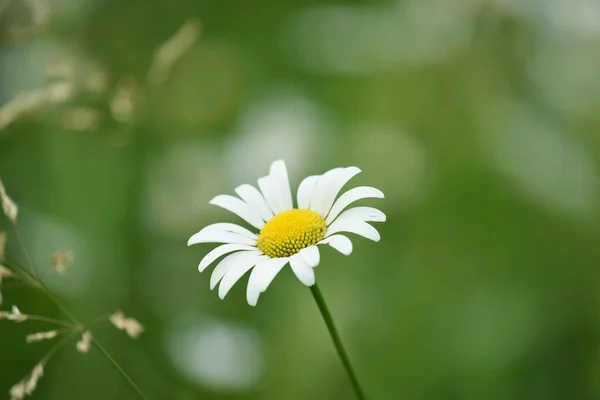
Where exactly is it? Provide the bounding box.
[50,249,73,273]
[26,330,59,343]
[10,363,44,400]
[0,305,27,322]
[110,311,144,339]
[76,331,93,354]
[188,159,385,306]
[0,178,18,224]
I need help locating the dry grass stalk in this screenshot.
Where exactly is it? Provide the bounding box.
[0,305,27,322]
[109,311,144,339]
[0,266,13,279]
[147,19,202,86]
[0,178,19,224]
[109,79,137,123]
[76,331,93,354]
[61,107,100,131]
[0,81,74,130]
[0,230,6,263]
[0,265,14,307]
[50,249,73,273]
[26,330,59,343]
[10,363,44,400]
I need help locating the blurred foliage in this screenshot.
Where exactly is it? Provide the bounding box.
[2,0,600,399]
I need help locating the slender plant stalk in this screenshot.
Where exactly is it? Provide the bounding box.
[4,256,150,400]
[21,314,75,328]
[41,331,78,364]
[14,225,39,278]
[310,284,367,400]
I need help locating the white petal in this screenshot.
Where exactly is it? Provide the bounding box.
[289,254,316,286]
[325,218,380,242]
[235,184,274,222]
[219,255,268,299]
[246,257,289,306]
[326,186,385,225]
[189,222,257,242]
[210,250,261,290]
[269,160,293,211]
[258,175,284,214]
[210,195,265,230]
[188,223,257,246]
[318,235,353,255]
[310,167,361,217]
[198,243,257,272]
[299,246,320,268]
[296,175,320,209]
[334,207,386,223]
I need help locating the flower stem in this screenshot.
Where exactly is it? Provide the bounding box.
[309,284,367,400]
[13,225,39,279]
[92,340,149,400]
[4,257,150,400]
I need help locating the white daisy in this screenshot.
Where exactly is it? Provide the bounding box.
[188,160,385,306]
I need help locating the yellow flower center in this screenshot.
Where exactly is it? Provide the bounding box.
[257,209,327,258]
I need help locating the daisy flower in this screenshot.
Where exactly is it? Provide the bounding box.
[188,160,385,306]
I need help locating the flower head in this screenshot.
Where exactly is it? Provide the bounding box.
[0,178,18,225]
[76,331,93,354]
[26,330,60,343]
[188,160,385,306]
[10,363,44,400]
[50,249,74,273]
[0,305,27,322]
[109,311,144,339]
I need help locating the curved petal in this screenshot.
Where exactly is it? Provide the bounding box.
[334,207,386,223]
[210,250,261,290]
[210,195,265,230]
[325,218,380,242]
[246,257,289,306]
[258,175,284,214]
[326,186,385,225]
[296,175,320,209]
[289,254,315,286]
[188,229,256,246]
[219,255,268,299]
[235,184,274,222]
[310,167,361,217]
[198,243,257,272]
[269,160,293,211]
[299,246,320,268]
[318,235,353,256]
[189,222,257,242]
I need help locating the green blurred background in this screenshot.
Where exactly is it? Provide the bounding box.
[2,0,600,399]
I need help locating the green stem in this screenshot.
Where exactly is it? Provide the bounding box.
[310,284,367,400]
[4,257,149,400]
[22,315,75,328]
[92,340,149,400]
[13,225,39,278]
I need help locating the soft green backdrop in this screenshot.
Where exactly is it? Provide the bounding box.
[2,0,600,399]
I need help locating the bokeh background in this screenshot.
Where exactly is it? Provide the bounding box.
[2,0,600,399]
